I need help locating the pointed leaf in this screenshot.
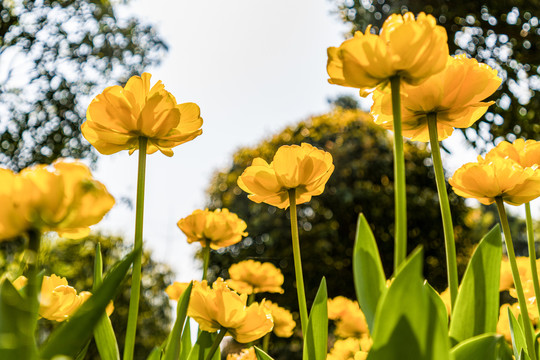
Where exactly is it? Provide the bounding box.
[451,333,513,360]
[254,346,275,360]
[187,331,219,360]
[40,249,138,359]
[367,247,450,360]
[449,226,502,345]
[146,347,162,360]
[180,320,192,359]
[424,281,449,326]
[163,282,193,360]
[302,277,328,360]
[509,308,528,359]
[353,214,386,333]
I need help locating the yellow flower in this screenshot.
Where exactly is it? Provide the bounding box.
[327,12,448,94]
[497,302,539,343]
[187,278,274,343]
[226,348,256,360]
[177,208,248,250]
[485,139,540,168]
[439,288,451,315]
[327,296,369,338]
[165,281,190,301]
[371,55,501,141]
[81,73,203,156]
[264,300,296,338]
[449,155,540,206]
[237,143,334,209]
[500,257,530,291]
[0,160,115,240]
[226,260,284,295]
[327,338,363,360]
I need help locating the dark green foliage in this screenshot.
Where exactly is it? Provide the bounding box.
[205,108,481,358]
[0,0,167,171]
[333,0,540,151]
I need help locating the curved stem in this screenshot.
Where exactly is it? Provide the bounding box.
[262,332,271,353]
[206,327,227,360]
[288,188,308,336]
[390,76,407,271]
[427,113,458,312]
[123,136,148,360]
[525,202,540,318]
[202,240,211,281]
[496,197,537,359]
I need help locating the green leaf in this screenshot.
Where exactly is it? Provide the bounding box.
[509,308,528,359]
[303,277,328,360]
[352,214,386,333]
[187,331,219,360]
[518,348,531,360]
[424,282,448,326]
[0,279,39,359]
[40,249,138,359]
[180,320,192,359]
[449,226,502,345]
[367,247,450,360]
[146,347,162,360]
[254,346,275,360]
[163,282,193,360]
[451,333,513,360]
[74,340,91,360]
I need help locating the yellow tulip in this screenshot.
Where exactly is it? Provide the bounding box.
[327,296,369,338]
[177,208,248,250]
[485,139,540,168]
[328,338,366,360]
[81,73,203,156]
[449,155,540,206]
[327,12,448,94]
[187,278,273,343]
[226,348,256,360]
[165,281,190,301]
[237,143,334,209]
[226,260,284,295]
[263,300,296,338]
[371,55,501,141]
[0,160,115,240]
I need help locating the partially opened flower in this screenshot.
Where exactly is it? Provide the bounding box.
[237,143,334,209]
[264,300,296,338]
[371,55,501,141]
[226,260,284,295]
[449,155,540,206]
[81,73,203,156]
[177,208,248,249]
[187,278,273,343]
[327,12,448,94]
[485,139,540,168]
[165,281,190,301]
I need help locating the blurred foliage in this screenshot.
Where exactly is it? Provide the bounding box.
[333,0,540,151]
[205,107,486,359]
[0,233,174,360]
[0,0,167,171]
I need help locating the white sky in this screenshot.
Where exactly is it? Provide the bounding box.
[91,0,481,281]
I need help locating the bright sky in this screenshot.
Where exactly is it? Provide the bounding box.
[92,0,481,281]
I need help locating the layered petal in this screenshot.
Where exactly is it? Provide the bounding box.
[226,260,284,295]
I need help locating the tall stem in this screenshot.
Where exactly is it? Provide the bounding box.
[525,202,540,318]
[123,136,148,360]
[390,76,407,271]
[206,327,227,360]
[202,240,210,281]
[288,188,308,335]
[427,113,458,312]
[496,197,537,359]
[262,332,271,353]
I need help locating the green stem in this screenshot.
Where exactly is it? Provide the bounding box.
[26,228,41,357]
[206,327,227,360]
[390,76,407,271]
[496,197,537,359]
[427,113,458,312]
[247,293,256,306]
[202,240,211,281]
[262,332,271,353]
[525,202,540,319]
[288,188,309,336]
[123,136,148,360]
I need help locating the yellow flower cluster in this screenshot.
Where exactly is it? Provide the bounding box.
[0,160,114,240]
[327,296,369,339]
[226,260,284,295]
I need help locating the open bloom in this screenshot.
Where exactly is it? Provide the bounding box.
[187,278,274,343]
[81,73,203,156]
[485,139,540,168]
[449,155,540,206]
[237,143,334,209]
[327,296,369,338]
[264,300,296,338]
[226,260,284,294]
[177,208,247,249]
[327,12,448,94]
[371,55,501,141]
[0,160,115,240]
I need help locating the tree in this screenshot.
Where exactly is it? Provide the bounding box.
[333,0,540,151]
[0,0,167,171]
[205,107,483,359]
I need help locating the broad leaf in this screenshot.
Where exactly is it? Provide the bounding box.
[449,226,502,345]
[254,346,275,360]
[303,277,328,360]
[187,331,219,360]
[163,282,193,360]
[353,214,386,333]
[451,333,513,360]
[180,320,192,360]
[424,281,449,326]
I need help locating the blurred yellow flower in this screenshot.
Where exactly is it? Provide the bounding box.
[327,338,365,360]
[226,348,256,360]
[449,156,540,206]
[0,160,115,240]
[237,143,334,209]
[165,281,190,301]
[177,208,248,249]
[439,288,451,315]
[371,55,501,141]
[500,257,530,291]
[327,12,448,94]
[327,296,369,338]
[81,73,203,156]
[497,302,539,343]
[226,260,284,295]
[187,278,274,343]
[264,300,296,338]
[485,139,540,168]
